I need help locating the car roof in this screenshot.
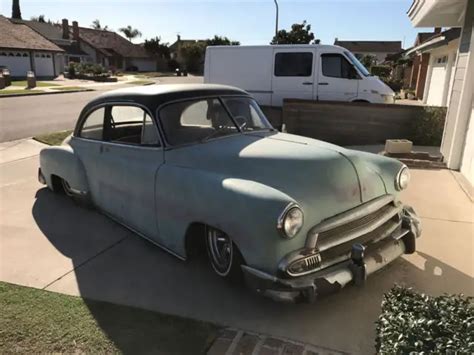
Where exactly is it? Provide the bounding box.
[84,83,250,114]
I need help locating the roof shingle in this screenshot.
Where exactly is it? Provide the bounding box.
[0,16,63,52]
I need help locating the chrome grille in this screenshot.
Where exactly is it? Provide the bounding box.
[318,203,396,244]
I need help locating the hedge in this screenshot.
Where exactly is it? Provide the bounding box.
[371,65,391,78]
[376,286,474,353]
[409,106,447,146]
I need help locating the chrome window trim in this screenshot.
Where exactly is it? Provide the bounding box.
[75,101,165,148]
[72,136,164,151]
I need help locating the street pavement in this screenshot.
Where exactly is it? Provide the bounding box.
[0,139,472,354]
[0,76,203,143]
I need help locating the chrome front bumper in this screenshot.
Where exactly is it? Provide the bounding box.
[242,205,421,303]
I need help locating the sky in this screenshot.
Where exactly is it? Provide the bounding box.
[1,0,429,48]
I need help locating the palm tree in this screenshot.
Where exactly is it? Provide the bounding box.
[119,25,142,42]
[91,19,109,30]
[12,0,22,19]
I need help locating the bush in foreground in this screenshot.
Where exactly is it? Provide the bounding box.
[376,286,473,353]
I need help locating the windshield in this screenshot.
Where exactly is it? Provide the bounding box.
[159,97,273,146]
[344,51,371,77]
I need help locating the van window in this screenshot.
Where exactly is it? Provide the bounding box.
[321,53,353,79]
[274,52,313,77]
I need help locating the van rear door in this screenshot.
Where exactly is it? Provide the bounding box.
[316,50,359,102]
[271,48,316,106]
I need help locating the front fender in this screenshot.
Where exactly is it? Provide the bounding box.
[155,165,301,273]
[39,146,89,194]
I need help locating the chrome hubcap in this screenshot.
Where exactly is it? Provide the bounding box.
[207,228,233,275]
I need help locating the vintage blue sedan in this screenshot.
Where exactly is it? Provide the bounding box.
[39,84,421,302]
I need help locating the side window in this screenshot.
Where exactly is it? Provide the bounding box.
[321,53,354,79]
[80,107,105,140]
[274,52,313,77]
[108,106,160,146]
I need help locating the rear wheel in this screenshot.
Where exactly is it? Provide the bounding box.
[205,226,243,281]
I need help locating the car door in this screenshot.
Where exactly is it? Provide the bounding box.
[316,51,359,102]
[271,48,316,106]
[72,103,164,239]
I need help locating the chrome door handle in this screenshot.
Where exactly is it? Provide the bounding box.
[302,82,313,85]
[318,82,329,86]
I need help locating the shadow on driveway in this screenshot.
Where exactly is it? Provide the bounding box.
[32,187,473,354]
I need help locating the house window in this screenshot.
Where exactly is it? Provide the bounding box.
[274,52,313,77]
[321,53,353,79]
[436,56,448,64]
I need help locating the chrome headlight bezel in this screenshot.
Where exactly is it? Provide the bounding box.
[395,165,410,191]
[277,203,304,239]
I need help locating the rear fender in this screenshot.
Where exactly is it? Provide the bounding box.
[39,146,89,194]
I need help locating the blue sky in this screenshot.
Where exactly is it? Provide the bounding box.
[1,0,428,48]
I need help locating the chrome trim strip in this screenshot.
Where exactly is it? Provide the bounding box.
[246,90,273,94]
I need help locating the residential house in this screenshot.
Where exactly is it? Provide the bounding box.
[75,25,156,71]
[405,28,444,99]
[12,18,91,75]
[408,0,473,189]
[0,15,64,77]
[169,35,206,67]
[406,28,461,106]
[333,39,402,64]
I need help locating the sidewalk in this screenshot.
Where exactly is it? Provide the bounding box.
[0,139,472,354]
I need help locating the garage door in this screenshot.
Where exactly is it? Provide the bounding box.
[426,55,448,106]
[0,51,31,76]
[34,52,54,77]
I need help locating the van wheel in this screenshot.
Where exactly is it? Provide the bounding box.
[205,226,243,282]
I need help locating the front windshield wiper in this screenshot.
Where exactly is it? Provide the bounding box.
[200,128,233,143]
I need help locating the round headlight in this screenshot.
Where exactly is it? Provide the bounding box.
[396,166,410,191]
[278,205,304,239]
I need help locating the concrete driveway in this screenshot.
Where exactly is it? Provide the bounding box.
[1,140,473,354]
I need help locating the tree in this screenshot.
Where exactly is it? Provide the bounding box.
[144,37,170,59]
[271,20,315,44]
[91,19,109,30]
[181,42,206,72]
[30,14,46,22]
[119,25,142,42]
[12,0,22,19]
[206,35,240,46]
[360,54,377,69]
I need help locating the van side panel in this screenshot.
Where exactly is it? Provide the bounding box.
[204,47,273,106]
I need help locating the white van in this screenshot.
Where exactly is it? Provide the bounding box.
[204,44,395,106]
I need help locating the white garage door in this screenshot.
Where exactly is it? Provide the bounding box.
[426,55,448,106]
[0,50,31,76]
[130,58,156,72]
[34,52,54,77]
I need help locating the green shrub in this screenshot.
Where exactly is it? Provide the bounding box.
[371,65,391,78]
[376,286,474,353]
[410,106,446,146]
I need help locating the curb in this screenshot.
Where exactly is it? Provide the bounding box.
[0,88,94,98]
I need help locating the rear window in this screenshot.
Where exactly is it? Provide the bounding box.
[274,52,313,77]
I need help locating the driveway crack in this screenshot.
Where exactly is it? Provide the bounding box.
[42,235,129,290]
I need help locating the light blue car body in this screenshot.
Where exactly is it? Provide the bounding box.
[39,84,420,301]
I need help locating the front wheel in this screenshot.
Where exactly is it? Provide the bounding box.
[205,226,243,281]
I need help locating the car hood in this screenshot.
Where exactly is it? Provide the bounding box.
[165,132,389,222]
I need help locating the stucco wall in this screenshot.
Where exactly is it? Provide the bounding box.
[460,105,474,186]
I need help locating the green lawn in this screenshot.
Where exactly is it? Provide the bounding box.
[0,89,45,96]
[0,282,218,354]
[11,80,60,87]
[34,130,72,145]
[127,80,155,85]
[50,86,91,91]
